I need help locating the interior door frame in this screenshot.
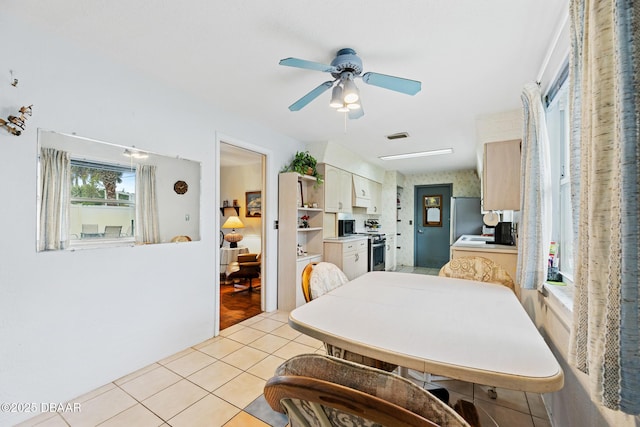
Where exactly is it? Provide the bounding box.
[214,133,273,336]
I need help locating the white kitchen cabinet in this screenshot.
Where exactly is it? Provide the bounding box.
[366,180,382,214]
[352,174,371,208]
[320,164,352,213]
[278,172,324,310]
[483,139,521,211]
[323,237,368,281]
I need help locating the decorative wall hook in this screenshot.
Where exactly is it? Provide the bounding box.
[2,71,33,136]
[1,105,33,136]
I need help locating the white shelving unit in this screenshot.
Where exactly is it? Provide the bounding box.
[278,172,324,310]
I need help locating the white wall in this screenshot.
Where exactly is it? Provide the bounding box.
[0,14,301,425]
[521,290,639,426]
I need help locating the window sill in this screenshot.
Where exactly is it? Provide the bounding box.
[68,237,136,251]
[541,281,574,328]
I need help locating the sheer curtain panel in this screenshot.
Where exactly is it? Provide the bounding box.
[568,0,640,414]
[38,147,71,251]
[135,164,160,244]
[516,82,552,290]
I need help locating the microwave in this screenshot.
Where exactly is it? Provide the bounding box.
[338,219,356,236]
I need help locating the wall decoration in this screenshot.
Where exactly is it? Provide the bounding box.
[173,180,188,194]
[423,194,442,227]
[2,71,33,136]
[245,191,261,217]
[1,105,32,136]
[296,181,303,207]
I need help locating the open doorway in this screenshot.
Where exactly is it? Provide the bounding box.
[219,142,265,330]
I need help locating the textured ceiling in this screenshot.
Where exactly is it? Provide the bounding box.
[4,1,567,174]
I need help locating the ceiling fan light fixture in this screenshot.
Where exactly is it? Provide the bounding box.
[336,104,350,113]
[329,85,344,108]
[342,78,359,103]
[346,102,361,110]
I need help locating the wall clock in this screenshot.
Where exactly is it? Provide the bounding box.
[173,180,188,195]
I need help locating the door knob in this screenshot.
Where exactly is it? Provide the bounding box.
[418,229,424,234]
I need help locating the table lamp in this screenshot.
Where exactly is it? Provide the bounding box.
[222,216,245,248]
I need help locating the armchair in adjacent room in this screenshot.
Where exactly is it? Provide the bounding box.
[226,253,261,292]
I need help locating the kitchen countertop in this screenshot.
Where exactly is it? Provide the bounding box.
[452,235,518,253]
[323,235,369,242]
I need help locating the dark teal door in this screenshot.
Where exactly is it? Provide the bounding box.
[415,184,452,268]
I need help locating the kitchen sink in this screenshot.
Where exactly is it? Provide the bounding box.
[455,235,494,245]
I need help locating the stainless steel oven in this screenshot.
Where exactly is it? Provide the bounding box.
[368,233,386,271]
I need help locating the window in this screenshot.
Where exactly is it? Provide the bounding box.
[69,159,135,242]
[545,66,574,286]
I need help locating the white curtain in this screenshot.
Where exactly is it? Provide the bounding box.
[516,83,552,289]
[135,164,160,244]
[38,147,71,251]
[568,0,640,414]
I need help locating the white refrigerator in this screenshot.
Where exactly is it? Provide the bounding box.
[450,197,483,245]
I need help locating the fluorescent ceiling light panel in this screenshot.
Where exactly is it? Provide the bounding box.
[379,148,453,160]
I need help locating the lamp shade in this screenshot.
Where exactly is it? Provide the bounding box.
[222,216,245,248]
[222,216,245,230]
[329,85,343,108]
[342,78,359,103]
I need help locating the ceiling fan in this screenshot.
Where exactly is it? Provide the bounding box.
[279,48,421,119]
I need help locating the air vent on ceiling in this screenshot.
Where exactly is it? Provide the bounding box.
[386,132,409,140]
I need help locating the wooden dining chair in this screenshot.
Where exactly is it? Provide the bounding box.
[301,261,348,303]
[265,354,472,427]
[301,262,397,372]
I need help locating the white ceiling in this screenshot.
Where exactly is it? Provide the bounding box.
[5,1,567,174]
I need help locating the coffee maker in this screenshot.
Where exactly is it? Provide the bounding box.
[493,222,515,246]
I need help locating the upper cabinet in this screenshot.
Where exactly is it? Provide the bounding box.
[320,164,352,213]
[366,181,382,215]
[483,139,521,211]
[352,174,371,208]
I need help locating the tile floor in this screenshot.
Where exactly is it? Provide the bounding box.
[20,267,553,427]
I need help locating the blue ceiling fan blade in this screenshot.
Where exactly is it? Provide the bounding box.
[361,72,421,95]
[288,81,334,111]
[348,106,364,120]
[279,57,337,73]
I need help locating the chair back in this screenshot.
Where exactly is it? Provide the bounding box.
[438,256,515,291]
[81,224,99,233]
[103,225,122,238]
[301,262,348,302]
[265,354,469,427]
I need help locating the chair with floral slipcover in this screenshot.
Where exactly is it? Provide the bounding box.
[264,354,474,427]
[301,262,397,372]
[438,255,514,400]
[438,256,515,292]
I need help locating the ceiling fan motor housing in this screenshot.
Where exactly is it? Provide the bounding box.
[330,48,363,78]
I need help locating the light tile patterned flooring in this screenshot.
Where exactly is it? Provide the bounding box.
[20,268,553,427]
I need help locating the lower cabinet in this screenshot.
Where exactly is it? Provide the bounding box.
[324,238,368,281]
